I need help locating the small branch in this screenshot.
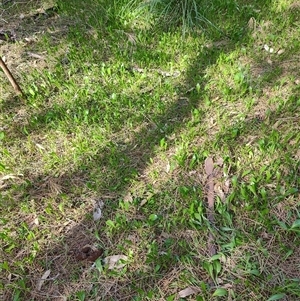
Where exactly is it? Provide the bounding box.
[205,157,216,257]
[0,56,24,97]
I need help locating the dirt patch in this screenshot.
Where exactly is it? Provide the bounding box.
[0,0,72,96]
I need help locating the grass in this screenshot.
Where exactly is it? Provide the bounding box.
[0,0,300,300]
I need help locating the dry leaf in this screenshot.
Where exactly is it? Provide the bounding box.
[139,198,148,207]
[216,157,224,166]
[215,184,225,201]
[37,269,51,291]
[104,255,128,270]
[35,143,45,150]
[178,286,200,298]
[248,17,256,30]
[0,174,19,181]
[124,192,133,203]
[166,161,171,173]
[222,283,233,289]
[93,200,104,221]
[277,49,285,55]
[93,208,102,221]
[205,157,214,175]
[224,179,230,194]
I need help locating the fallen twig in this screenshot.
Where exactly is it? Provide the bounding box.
[0,56,24,97]
[205,157,216,256]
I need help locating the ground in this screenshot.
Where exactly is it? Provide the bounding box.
[0,0,300,300]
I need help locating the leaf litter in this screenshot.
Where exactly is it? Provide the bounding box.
[36,269,51,291]
[93,199,104,221]
[178,286,201,298]
[104,255,128,270]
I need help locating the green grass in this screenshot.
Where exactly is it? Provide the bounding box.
[1,0,300,300]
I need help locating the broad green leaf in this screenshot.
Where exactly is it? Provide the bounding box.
[194,213,202,221]
[106,220,115,228]
[231,175,238,187]
[267,293,286,300]
[214,260,222,275]
[277,221,288,230]
[166,294,175,301]
[210,254,222,261]
[148,214,158,221]
[212,288,227,297]
[95,258,103,273]
[287,188,298,194]
[291,219,300,229]
[0,162,6,172]
[249,269,260,276]
[29,88,36,96]
[242,170,251,177]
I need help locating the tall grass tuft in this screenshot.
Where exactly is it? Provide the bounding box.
[138,0,218,34]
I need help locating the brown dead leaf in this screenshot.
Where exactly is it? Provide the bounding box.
[37,269,51,291]
[178,286,200,298]
[224,179,230,194]
[104,255,128,270]
[216,157,224,167]
[139,198,148,207]
[215,183,225,201]
[222,283,233,289]
[124,192,133,203]
[205,157,214,175]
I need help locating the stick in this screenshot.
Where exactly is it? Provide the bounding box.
[205,157,216,256]
[0,56,24,96]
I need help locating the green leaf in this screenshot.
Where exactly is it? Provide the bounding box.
[203,261,214,278]
[166,294,175,301]
[277,221,288,230]
[194,213,202,221]
[212,288,227,297]
[95,258,103,273]
[13,290,21,301]
[248,183,257,195]
[106,220,115,228]
[214,260,222,275]
[267,293,286,301]
[231,175,238,187]
[249,269,260,276]
[154,264,160,272]
[0,162,6,172]
[29,88,36,96]
[291,219,300,229]
[210,254,221,261]
[286,187,298,195]
[148,214,158,221]
[242,170,251,177]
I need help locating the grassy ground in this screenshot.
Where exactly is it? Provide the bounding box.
[0,0,299,300]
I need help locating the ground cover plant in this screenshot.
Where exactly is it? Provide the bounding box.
[0,0,299,300]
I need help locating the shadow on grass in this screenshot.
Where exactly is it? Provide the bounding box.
[1,0,300,300]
